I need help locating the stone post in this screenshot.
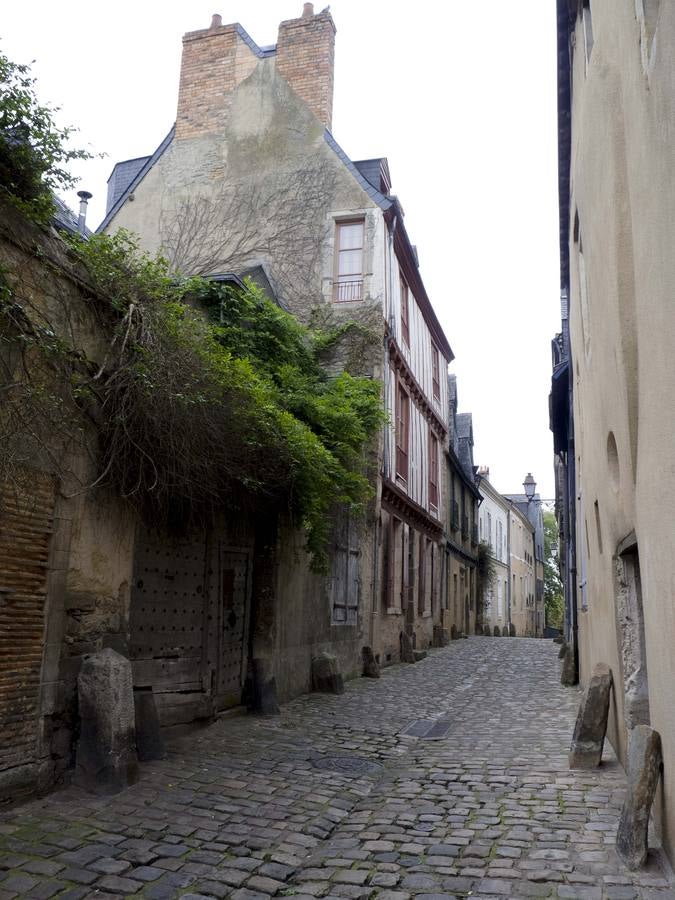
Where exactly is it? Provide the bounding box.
[616,725,663,870]
[561,642,577,686]
[362,646,380,678]
[569,663,613,768]
[311,652,344,693]
[75,648,138,794]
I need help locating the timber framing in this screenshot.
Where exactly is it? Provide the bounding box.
[387,336,447,438]
[381,477,443,540]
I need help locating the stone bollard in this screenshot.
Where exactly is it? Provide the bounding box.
[558,639,568,659]
[569,663,613,768]
[493,626,501,637]
[616,725,663,870]
[400,632,416,663]
[249,658,280,714]
[501,626,509,637]
[75,648,139,795]
[509,623,516,637]
[432,625,449,647]
[561,642,577,685]
[133,688,165,762]
[450,624,458,641]
[362,646,381,678]
[311,652,344,693]
[483,624,491,636]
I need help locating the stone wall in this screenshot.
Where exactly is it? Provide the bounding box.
[567,0,675,865]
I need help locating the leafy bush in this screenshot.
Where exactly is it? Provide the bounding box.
[0,49,92,223]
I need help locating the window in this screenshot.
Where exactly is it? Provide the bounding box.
[428,431,439,514]
[334,220,364,301]
[418,534,427,615]
[400,276,410,346]
[331,512,360,624]
[395,382,410,481]
[431,343,440,401]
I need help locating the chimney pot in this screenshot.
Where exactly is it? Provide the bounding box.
[210,13,222,28]
[302,3,314,17]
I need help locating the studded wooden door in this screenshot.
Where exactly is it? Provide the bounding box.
[213,548,250,710]
[129,530,209,695]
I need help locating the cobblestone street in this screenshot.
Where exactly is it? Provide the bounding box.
[0,638,672,900]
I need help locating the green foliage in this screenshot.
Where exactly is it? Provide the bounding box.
[59,231,384,567]
[476,539,496,597]
[0,49,93,223]
[544,510,564,629]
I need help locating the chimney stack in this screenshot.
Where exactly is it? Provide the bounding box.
[276,5,336,130]
[77,190,92,235]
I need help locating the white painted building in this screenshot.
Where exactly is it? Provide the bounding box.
[476,469,510,633]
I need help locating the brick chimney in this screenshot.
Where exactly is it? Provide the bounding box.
[276,4,336,131]
[175,17,259,140]
[175,7,336,140]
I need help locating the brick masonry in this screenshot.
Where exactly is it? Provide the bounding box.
[175,9,336,141]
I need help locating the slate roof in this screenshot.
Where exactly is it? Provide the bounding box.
[106,156,151,215]
[97,127,175,233]
[52,196,92,237]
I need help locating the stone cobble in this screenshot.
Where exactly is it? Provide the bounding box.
[0,638,672,898]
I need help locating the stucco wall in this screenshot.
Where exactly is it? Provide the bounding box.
[568,0,675,863]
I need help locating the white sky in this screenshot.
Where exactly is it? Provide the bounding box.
[2,1,560,500]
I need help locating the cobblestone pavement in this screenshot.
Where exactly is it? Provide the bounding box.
[1,638,673,900]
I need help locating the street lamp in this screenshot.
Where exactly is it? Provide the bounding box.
[523,472,537,502]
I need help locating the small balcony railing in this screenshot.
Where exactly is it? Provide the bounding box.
[333,279,363,302]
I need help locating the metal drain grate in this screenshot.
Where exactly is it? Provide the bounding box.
[400,719,452,739]
[310,754,384,776]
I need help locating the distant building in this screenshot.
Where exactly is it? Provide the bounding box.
[504,489,545,637]
[476,469,510,634]
[506,502,536,638]
[444,376,480,636]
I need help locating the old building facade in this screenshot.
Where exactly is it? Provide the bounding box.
[552,0,675,866]
[100,7,453,696]
[443,377,480,637]
[476,471,510,634]
[507,503,537,638]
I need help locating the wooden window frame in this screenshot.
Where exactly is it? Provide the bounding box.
[395,379,410,483]
[333,218,365,302]
[431,342,440,401]
[428,429,439,515]
[400,275,410,346]
[417,533,427,615]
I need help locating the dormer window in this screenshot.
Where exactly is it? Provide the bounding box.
[334,220,364,301]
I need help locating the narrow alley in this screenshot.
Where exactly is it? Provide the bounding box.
[0,639,671,900]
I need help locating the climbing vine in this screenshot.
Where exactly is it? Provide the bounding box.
[0,231,384,568]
